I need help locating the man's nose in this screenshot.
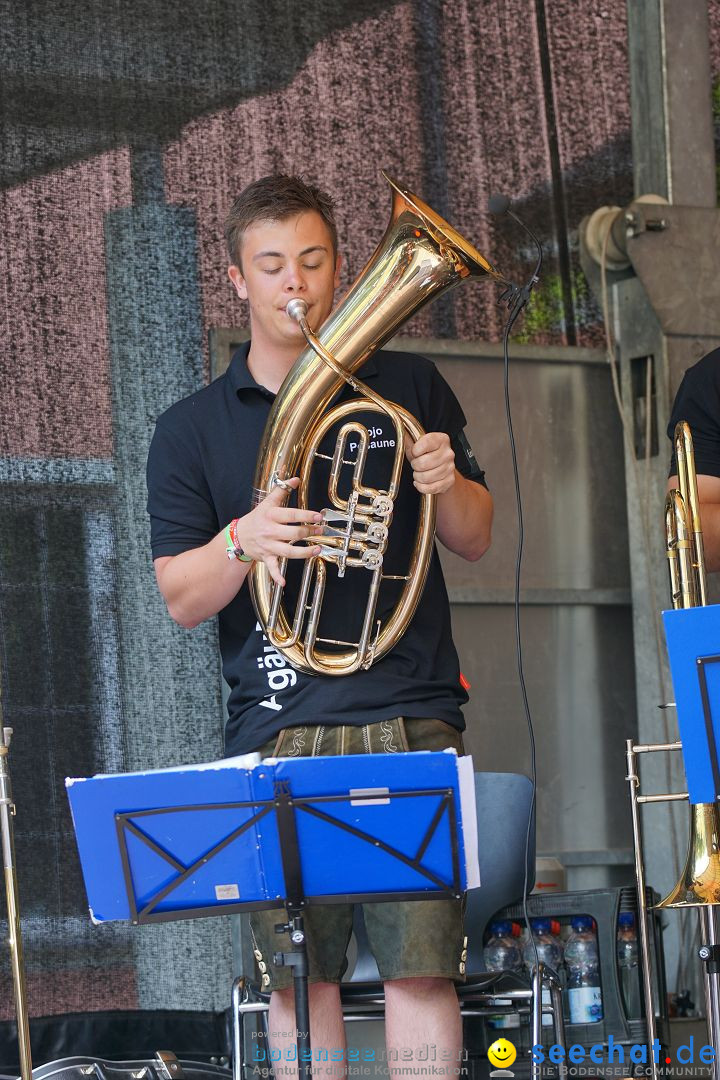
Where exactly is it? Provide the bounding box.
[284,262,306,290]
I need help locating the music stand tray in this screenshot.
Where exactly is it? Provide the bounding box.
[66,750,479,925]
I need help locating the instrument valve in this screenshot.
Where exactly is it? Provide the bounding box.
[366,523,388,545]
[371,495,393,518]
[361,549,383,571]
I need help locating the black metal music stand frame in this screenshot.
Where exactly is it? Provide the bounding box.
[71,757,469,1080]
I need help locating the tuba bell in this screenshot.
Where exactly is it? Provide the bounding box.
[249,172,513,676]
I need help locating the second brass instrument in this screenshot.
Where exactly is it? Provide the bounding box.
[660,420,719,908]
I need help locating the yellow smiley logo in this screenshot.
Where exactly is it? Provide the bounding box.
[488,1039,517,1070]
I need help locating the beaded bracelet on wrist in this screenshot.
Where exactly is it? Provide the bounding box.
[224,520,253,563]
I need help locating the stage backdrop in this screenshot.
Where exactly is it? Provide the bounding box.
[0,0,718,1019]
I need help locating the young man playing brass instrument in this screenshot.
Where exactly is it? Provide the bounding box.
[147,175,493,1077]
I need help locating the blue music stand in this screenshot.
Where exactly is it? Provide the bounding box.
[67,750,478,1080]
[663,604,720,803]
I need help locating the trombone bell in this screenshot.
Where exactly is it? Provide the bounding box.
[656,802,720,909]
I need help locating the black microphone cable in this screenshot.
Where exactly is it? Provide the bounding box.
[488,193,545,985]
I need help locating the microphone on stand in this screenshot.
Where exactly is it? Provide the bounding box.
[488,193,543,311]
[488,194,511,217]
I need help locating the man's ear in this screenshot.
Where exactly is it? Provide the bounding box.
[228,264,247,300]
[333,252,343,290]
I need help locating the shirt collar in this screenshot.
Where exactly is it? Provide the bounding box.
[227,340,379,399]
[227,341,267,397]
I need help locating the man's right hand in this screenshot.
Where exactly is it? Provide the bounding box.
[235,476,323,586]
[154,477,323,629]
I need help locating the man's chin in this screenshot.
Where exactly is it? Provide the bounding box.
[273,316,304,338]
[284,325,307,344]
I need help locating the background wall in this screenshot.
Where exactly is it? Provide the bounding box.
[1,0,719,1019]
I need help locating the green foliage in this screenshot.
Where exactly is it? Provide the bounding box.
[512,269,589,344]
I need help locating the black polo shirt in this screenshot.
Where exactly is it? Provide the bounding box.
[147,342,487,756]
[668,349,720,476]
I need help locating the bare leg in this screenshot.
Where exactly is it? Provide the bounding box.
[384,977,463,1080]
[264,983,347,1080]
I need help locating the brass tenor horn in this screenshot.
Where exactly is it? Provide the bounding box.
[665,420,708,612]
[249,172,512,676]
[626,421,720,1080]
[658,420,720,909]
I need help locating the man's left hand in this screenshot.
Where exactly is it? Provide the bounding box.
[409,432,456,494]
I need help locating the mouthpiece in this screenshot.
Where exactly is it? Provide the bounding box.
[286,299,308,322]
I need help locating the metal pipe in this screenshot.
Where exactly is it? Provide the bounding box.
[531,962,543,1080]
[0,726,32,1080]
[633,741,683,754]
[638,793,688,804]
[231,979,269,1080]
[547,975,566,1079]
[626,739,660,1080]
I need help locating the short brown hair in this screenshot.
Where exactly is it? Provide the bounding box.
[224,175,338,268]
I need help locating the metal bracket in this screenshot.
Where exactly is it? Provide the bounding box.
[155,1051,185,1080]
[625,206,668,239]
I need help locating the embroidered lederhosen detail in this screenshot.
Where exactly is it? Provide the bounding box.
[286,726,308,756]
[379,719,399,753]
[363,717,407,753]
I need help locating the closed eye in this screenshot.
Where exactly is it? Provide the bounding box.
[261,262,321,274]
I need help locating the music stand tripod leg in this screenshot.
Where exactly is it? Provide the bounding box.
[274,914,312,1080]
[699,908,720,1080]
[273,781,313,1080]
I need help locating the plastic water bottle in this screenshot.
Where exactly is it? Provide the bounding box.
[485,919,523,972]
[565,916,604,1023]
[522,918,564,1026]
[617,912,641,1018]
[484,920,523,1029]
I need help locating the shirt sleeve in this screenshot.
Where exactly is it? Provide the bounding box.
[668,356,720,478]
[146,415,219,558]
[427,364,488,488]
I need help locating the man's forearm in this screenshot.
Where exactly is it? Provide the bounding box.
[698,502,720,573]
[154,530,251,629]
[435,473,493,561]
[668,473,720,574]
